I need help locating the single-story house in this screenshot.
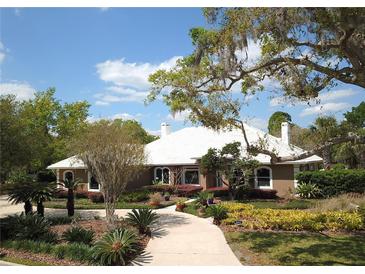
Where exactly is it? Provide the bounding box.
[47,122,323,196]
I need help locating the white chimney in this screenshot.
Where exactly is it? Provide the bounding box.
[281,122,291,145]
[160,122,171,138]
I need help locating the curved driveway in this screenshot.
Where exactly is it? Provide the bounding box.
[0,196,241,266]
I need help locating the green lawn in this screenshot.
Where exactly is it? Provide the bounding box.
[225,231,365,266]
[44,198,175,210]
[0,256,53,266]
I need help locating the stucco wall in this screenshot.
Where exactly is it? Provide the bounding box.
[125,167,154,191]
[58,168,89,191]
[270,164,295,197]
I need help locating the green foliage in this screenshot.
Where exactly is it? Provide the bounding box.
[120,190,151,203]
[92,228,139,266]
[222,202,364,231]
[47,216,73,225]
[296,169,365,197]
[4,213,57,242]
[207,204,228,224]
[113,119,158,144]
[296,182,321,199]
[344,101,365,129]
[268,112,292,137]
[62,226,95,245]
[126,208,159,235]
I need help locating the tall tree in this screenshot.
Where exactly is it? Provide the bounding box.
[148,8,365,164]
[114,119,158,144]
[268,112,292,137]
[72,120,146,227]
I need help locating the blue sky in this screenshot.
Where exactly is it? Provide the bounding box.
[1,8,364,135]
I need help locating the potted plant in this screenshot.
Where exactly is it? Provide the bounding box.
[207,192,214,205]
[149,192,162,207]
[163,192,170,201]
[175,198,186,212]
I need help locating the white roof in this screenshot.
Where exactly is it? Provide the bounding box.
[47,156,86,169]
[145,125,322,165]
[47,125,322,169]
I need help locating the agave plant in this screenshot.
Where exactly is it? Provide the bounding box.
[207,204,228,225]
[92,228,138,266]
[126,208,159,235]
[296,182,321,199]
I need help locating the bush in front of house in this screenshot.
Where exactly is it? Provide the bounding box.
[54,190,69,199]
[75,190,89,199]
[126,208,159,235]
[221,202,364,231]
[4,213,58,243]
[119,190,151,203]
[88,192,104,203]
[92,228,139,266]
[143,184,175,193]
[296,169,365,197]
[235,185,278,200]
[207,204,228,225]
[296,182,322,199]
[62,226,95,245]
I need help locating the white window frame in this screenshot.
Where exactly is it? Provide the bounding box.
[216,171,223,187]
[63,170,74,182]
[182,167,200,185]
[254,166,273,189]
[88,171,100,192]
[154,167,171,184]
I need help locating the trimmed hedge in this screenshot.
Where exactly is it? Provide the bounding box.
[87,192,104,203]
[296,169,365,197]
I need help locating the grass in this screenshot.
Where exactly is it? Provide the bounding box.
[44,198,175,210]
[0,256,53,266]
[225,231,365,266]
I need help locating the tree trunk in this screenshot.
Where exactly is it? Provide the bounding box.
[24,200,33,215]
[37,201,44,217]
[322,147,332,169]
[67,189,75,217]
[104,190,116,229]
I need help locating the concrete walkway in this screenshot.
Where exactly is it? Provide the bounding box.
[0,196,241,266]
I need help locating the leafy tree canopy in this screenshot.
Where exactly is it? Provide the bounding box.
[268,111,292,137]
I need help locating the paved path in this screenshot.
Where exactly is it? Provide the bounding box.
[0,196,241,266]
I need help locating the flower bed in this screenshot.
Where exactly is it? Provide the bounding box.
[221,202,364,232]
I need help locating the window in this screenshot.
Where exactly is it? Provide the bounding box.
[63,170,74,182]
[89,176,99,190]
[184,168,199,185]
[154,167,170,184]
[255,167,272,189]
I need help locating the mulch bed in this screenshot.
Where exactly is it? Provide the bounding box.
[0,248,87,266]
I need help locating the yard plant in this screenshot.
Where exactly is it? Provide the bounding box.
[62,226,95,245]
[207,204,228,225]
[126,208,159,235]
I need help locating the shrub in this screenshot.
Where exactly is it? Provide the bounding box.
[148,192,162,206]
[5,213,56,242]
[143,184,175,193]
[207,205,228,225]
[88,192,104,203]
[176,185,203,197]
[235,185,278,200]
[126,208,159,235]
[92,228,139,266]
[196,191,210,206]
[296,169,365,197]
[54,190,68,199]
[221,202,364,231]
[75,191,89,199]
[120,190,151,203]
[296,182,321,199]
[62,226,95,245]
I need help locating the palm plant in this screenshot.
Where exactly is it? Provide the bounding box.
[296,182,321,199]
[32,181,55,216]
[6,171,35,214]
[207,204,228,225]
[59,178,80,217]
[126,208,159,235]
[92,228,138,266]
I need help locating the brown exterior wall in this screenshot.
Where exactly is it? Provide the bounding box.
[58,168,89,191]
[125,167,154,191]
[270,164,295,197]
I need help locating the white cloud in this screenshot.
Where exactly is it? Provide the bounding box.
[300,102,351,117]
[0,82,36,100]
[95,56,181,104]
[147,129,161,136]
[0,41,7,64]
[245,117,268,131]
[166,110,191,121]
[100,7,109,12]
[87,112,141,123]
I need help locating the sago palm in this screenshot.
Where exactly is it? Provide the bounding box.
[59,178,81,217]
[126,208,159,235]
[32,181,55,216]
[92,228,138,266]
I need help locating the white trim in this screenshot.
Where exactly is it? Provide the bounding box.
[254,166,273,189]
[293,164,300,189]
[63,170,74,182]
[182,167,200,186]
[154,167,171,184]
[87,171,100,192]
